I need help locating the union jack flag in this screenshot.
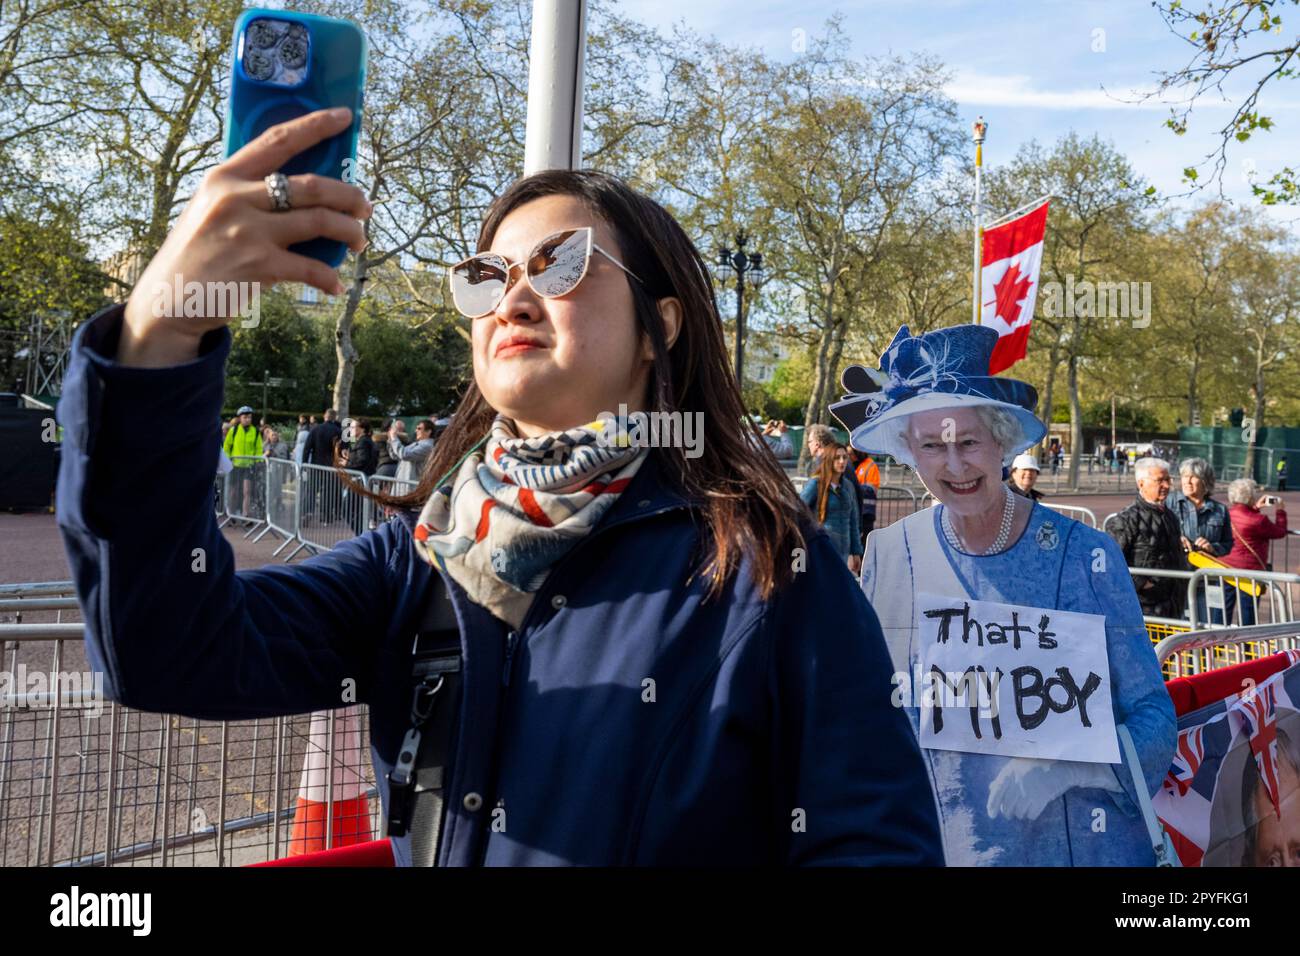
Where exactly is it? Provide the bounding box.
[1163,725,1206,798]
[1233,682,1282,819]
[1155,651,1300,865]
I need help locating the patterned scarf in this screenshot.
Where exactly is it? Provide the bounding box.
[411,414,647,627]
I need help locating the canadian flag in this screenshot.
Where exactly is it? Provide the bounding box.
[979,199,1049,374]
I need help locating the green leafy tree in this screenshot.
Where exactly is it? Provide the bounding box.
[0,195,108,387]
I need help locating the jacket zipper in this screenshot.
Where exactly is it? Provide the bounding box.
[502,630,518,687]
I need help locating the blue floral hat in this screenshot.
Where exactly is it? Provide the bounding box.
[829,324,1046,468]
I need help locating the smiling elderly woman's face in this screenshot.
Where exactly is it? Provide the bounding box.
[905,406,1006,515]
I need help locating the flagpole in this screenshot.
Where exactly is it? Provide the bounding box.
[971,117,986,326]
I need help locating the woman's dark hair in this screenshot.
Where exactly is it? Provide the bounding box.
[813,440,846,524]
[368,168,806,599]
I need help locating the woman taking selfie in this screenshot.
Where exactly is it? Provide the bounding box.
[56,109,941,867]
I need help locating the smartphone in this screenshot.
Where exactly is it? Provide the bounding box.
[225,9,367,268]
[1263,495,1282,506]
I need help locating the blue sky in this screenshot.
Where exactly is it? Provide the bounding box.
[617,0,1300,229]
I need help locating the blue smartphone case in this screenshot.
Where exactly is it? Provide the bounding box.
[225,9,367,268]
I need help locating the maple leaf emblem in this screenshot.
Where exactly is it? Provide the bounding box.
[988,262,1034,324]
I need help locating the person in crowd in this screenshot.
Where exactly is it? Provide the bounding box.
[1166,457,1233,625]
[342,418,378,475]
[303,408,343,524]
[848,447,878,545]
[292,417,310,464]
[852,448,880,490]
[760,419,795,459]
[1108,457,1188,620]
[373,419,402,479]
[263,428,290,460]
[305,408,342,465]
[1222,477,1288,626]
[1006,453,1043,501]
[222,405,262,520]
[1278,455,1289,493]
[803,423,833,476]
[798,440,862,572]
[338,418,378,533]
[54,120,942,867]
[389,418,435,484]
[839,323,1174,866]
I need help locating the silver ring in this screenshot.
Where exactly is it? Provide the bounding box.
[264,172,291,212]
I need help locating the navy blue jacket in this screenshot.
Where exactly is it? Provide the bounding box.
[56,304,943,866]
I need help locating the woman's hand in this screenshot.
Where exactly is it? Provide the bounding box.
[119,108,372,368]
[847,554,862,575]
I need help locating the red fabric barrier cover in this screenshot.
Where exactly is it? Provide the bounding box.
[1165,652,1295,717]
[248,838,395,868]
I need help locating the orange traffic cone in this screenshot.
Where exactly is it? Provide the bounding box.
[287,707,373,856]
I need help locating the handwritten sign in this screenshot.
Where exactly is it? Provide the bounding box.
[914,592,1119,763]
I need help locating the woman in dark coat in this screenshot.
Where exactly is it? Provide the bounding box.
[56,108,940,866]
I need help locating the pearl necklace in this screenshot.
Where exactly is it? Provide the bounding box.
[942,483,1017,555]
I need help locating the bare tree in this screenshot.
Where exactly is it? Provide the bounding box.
[1152,0,1300,203]
[755,26,961,468]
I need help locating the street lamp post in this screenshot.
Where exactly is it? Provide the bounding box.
[718,232,763,387]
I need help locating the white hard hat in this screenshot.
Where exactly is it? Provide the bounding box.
[1011,453,1040,472]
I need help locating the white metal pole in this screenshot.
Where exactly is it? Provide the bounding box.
[971,117,986,326]
[524,0,588,175]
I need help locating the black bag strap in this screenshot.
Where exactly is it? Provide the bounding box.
[386,574,462,866]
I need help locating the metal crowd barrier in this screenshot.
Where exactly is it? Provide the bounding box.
[297,463,369,555]
[1155,621,1300,679]
[209,457,427,564]
[1,600,379,867]
[1130,563,1300,677]
[261,457,302,559]
[1129,565,1300,629]
[367,474,419,526]
[1041,503,1097,528]
[0,581,76,599]
[222,456,267,537]
[873,484,917,530]
[1,672,379,867]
